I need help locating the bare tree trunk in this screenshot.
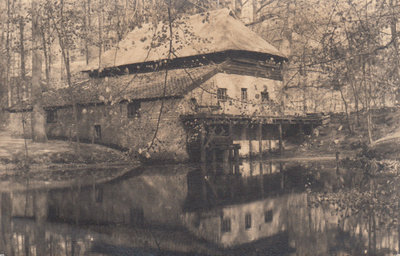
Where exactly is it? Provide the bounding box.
[41,20,50,88]
[98,0,103,69]
[84,0,90,65]
[362,60,373,144]
[6,0,11,107]
[31,0,47,142]
[234,0,242,17]
[252,0,257,22]
[349,80,360,127]
[338,86,353,133]
[61,0,81,153]
[19,17,25,80]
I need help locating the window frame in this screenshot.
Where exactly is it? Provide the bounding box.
[241,88,248,101]
[94,125,102,140]
[245,213,252,229]
[127,101,141,118]
[130,207,145,226]
[217,88,228,102]
[46,109,57,123]
[264,210,273,223]
[221,217,231,233]
[95,186,103,203]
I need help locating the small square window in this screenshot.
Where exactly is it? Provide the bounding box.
[221,218,231,233]
[265,210,273,223]
[128,101,141,118]
[46,109,57,123]
[217,88,227,101]
[245,213,252,229]
[241,88,248,101]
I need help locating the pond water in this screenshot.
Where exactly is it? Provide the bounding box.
[0,159,398,256]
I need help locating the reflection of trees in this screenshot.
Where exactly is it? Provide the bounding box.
[0,193,13,256]
[307,160,400,255]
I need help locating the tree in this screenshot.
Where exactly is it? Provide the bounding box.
[31,0,47,142]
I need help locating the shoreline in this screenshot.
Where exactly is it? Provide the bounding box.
[0,163,140,192]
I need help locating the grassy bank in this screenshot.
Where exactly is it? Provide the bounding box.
[288,107,400,160]
[0,130,137,187]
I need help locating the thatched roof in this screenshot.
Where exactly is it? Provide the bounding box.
[8,65,219,111]
[84,8,284,71]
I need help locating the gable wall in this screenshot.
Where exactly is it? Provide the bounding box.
[185,72,283,116]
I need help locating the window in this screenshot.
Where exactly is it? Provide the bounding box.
[46,109,57,123]
[130,207,144,226]
[94,125,101,140]
[190,98,198,112]
[95,186,103,203]
[77,107,83,120]
[245,213,252,229]
[261,90,269,102]
[221,218,231,233]
[127,101,141,118]
[241,88,248,101]
[217,88,227,101]
[264,210,273,223]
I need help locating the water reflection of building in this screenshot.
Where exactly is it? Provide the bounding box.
[43,161,308,252]
[181,161,308,249]
[2,161,399,255]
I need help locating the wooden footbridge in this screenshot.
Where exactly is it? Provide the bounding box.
[181,113,327,163]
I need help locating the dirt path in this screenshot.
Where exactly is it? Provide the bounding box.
[0,130,141,191]
[0,130,132,165]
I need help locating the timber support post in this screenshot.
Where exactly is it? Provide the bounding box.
[259,162,264,196]
[223,149,229,173]
[248,124,252,159]
[212,148,217,173]
[229,152,234,174]
[280,162,284,189]
[200,122,206,163]
[258,122,263,158]
[229,121,233,140]
[234,146,240,174]
[278,122,283,155]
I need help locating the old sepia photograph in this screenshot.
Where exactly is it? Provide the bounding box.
[0,0,399,255]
